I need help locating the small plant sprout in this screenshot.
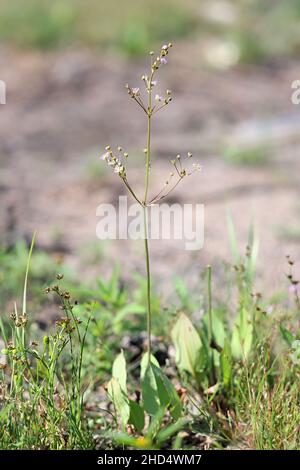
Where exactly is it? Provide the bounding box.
[100,43,201,364]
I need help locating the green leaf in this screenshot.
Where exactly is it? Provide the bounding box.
[156,418,187,446]
[128,400,145,432]
[171,312,202,377]
[203,309,225,369]
[153,364,182,420]
[113,303,145,324]
[141,354,182,419]
[279,324,294,347]
[211,311,225,348]
[107,378,130,429]
[220,338,232,388]
[231,307,253,360]
[246,221,259,284]
[107,351,130,428]
[22,231,36,316]
[112,350,127,392]
[141,355,161,416]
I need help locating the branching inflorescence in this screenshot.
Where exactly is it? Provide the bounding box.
[100,43,201,362]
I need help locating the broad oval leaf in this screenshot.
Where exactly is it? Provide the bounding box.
[112,350,127,392]
[141,354,161,416]
[141,354,182,419]
[107,351,130,428]
[171,312,202,377]
[107,377,130,429]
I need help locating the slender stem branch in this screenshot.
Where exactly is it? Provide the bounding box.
[152,102,168,115]
[132,96,148,114]
[122,178,142,205]
[148,174,174,204]
[150,176,184,204]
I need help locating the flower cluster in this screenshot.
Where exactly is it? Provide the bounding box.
[100,43,201,208]
[44,275,83,335]
[154,88,172,108]
[170,152,201,177]
[125,43,174,117]
[149,152,201,204]
[126,86,141,99]
[9,311,28,328]
[151,43,173,71]
[100,146,127,179]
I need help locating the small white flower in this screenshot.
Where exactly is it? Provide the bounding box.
[155,94,163,102]
[101,152,109,161]
[114,164,125,175]
[192,163,202,172]
[132,87,140,96]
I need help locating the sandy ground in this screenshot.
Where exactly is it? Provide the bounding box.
[1,45,300,299]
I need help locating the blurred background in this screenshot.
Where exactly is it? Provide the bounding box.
[0,0,300,305]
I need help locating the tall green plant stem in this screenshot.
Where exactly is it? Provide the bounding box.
[143,207,151,363]
[143,75,153,363]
